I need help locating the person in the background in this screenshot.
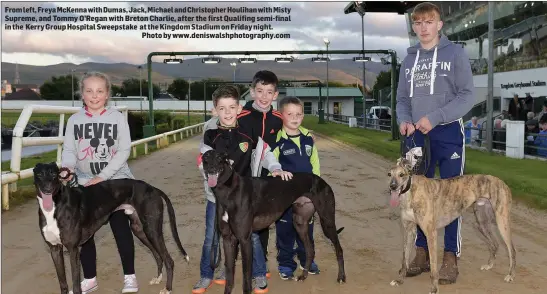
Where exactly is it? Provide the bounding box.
[524,93,534,114]
[492,118,504,150]
[501,110,509,120]
[525,119,540,155]
[508,94,525,121]
[535,100,547,121]
[465,116,481,147]
[534,114,547,157]
[61,71,138,294]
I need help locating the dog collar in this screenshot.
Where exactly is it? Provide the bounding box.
[400,176,412,195]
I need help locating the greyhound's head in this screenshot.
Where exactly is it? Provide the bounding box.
[33,162,64,212]
[387,157,413,207]
[202,150,234,188]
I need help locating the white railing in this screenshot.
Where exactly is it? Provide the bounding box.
[129,122,205,158]
[1,104,205,210]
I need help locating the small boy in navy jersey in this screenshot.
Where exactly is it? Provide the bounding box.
[272,96,321,280]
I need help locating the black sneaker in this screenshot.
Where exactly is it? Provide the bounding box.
[279,272,294,281]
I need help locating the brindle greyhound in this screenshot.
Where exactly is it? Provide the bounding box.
[33,162,189,294]
[201,150,346,294]
[387,157,516,294]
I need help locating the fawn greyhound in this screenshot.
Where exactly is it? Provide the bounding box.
[387,157,516,294]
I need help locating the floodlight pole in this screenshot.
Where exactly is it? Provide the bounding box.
[361,14,366,120]
[389,50,399,141]
[203,82,207,121]
[146,50,398,138]
[486,2,494,152]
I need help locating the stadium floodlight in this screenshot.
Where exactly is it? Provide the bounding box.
[354,56,371,62]
[163,54,183,64]
[275,56,294,63]
[238,57,257,63]
[312,56,330,62]
[202,56,222,64]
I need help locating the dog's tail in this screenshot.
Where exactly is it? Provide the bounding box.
[159,191,190,262]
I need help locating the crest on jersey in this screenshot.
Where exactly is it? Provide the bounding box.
[305,145,312,157]
[239,142,249,152]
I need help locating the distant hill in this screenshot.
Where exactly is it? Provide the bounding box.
[1,58,391,90]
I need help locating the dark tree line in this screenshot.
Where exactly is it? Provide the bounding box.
[39,75,377,101]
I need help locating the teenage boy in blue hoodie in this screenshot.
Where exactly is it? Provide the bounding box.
[396,2,475,285]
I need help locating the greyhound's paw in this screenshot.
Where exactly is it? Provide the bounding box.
[184,255,190,263]
[149,273,162,285]
[504,274,514,283]
[337,274,346,284]
[390,279,402,286]
[159,288,170,294]
[480,264,493,271]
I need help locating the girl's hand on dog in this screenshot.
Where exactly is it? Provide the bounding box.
[272,170,293,181]
[59,168,74,184]
[84,176,104,187]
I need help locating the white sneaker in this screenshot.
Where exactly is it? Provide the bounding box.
[122,274,139,293]
[68,277,98,294]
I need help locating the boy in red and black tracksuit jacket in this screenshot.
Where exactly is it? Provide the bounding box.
[236,71,283,268]
[237,100,283,175]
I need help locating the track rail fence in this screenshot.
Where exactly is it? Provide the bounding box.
[1,104,205,210]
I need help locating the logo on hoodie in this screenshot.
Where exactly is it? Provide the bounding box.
[74,122,118,175]
[405,56,453,92]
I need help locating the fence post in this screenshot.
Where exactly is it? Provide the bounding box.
[2,184,9,210]
[57,113,65,164]
[505,120,525,159]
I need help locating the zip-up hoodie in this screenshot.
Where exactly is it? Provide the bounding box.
[61,107,134,185]
[396,35,475,129]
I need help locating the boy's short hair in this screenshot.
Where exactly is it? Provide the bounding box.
[278,96,303,112]
[212,85,239,107]
[251,70,279,91]
[411,2,442,21]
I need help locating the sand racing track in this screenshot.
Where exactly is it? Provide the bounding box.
[3,134,547,294]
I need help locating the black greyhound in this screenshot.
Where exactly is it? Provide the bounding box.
[33,162,189,294]
[201,150,346,294]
